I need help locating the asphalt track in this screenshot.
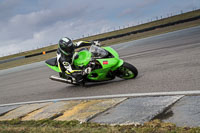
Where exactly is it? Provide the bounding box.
[0,26,200,105]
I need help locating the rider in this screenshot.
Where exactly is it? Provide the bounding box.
[57,37,100,83]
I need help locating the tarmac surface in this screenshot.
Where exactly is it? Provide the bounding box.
[163,96,200,127]
[0,26,200,105]
[91,96,183,125]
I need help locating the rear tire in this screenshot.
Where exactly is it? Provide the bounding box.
[117,62,138,79]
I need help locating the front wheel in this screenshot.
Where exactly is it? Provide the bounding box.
[116,62,138,79]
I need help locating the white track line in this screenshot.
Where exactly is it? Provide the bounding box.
[0,90,200,107]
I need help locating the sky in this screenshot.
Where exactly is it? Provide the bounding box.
[0,0,200,57]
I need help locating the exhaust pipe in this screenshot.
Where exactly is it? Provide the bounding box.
[50,75,75,84]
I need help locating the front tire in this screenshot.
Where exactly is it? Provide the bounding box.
[117,62,138,79]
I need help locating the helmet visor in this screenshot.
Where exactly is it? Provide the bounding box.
[59,43,74,56]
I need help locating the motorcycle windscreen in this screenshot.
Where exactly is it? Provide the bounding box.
[89,45,108,58]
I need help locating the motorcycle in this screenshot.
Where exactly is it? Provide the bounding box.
[45,45,138,85]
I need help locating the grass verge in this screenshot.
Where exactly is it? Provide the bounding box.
[0,119,199,133]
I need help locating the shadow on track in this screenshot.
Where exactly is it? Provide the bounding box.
[64,75,141,89]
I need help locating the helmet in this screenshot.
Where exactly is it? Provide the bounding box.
[58,37,74,56]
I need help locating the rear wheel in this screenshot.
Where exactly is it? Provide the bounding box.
[117,62,138,79]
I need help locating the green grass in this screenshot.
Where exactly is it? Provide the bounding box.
[0,119,199,133]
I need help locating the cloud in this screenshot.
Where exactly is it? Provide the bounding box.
[0,18,113,56]
[0,0,23,20]
[10,4,88,26]
[0,0,118,56]
[0,3,89,44]
[0,0,200,56]
[119,8,135,17]
[119,0,159,18]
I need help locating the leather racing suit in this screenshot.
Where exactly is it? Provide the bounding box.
[56,41,98,82]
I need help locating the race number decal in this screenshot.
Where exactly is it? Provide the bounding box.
[103,61,108,65]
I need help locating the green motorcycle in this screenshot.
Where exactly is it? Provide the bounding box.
[45,45,138,85]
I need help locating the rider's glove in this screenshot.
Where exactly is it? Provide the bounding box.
[93,41,101,46]
[82,67,92,75]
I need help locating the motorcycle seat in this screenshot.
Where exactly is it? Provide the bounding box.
[45,57,58,66]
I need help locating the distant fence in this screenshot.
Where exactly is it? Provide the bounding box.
[0,56,25,64]
[96,15,200,42]
[1,13,200,64]
[0,49,57,64]
[25,49,57,58]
